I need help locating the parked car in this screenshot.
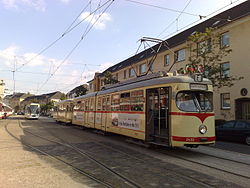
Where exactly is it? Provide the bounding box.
[216,120,250,145]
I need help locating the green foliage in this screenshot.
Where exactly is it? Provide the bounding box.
[74,85,88,97]
[60,93,67,100]
[179,27,243,88]
[103,71,118,85]
[40,101,54,115]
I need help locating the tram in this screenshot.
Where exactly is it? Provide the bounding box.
[54,72,215,148]
[25,103,40,119]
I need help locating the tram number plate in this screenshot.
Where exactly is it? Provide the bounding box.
[194,73,203,82]
[186,138,195,142]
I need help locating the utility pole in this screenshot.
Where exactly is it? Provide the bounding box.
[12,56,16,94]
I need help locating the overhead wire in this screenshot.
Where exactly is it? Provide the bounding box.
[0,50,101,67]
[124,0,202,17]
[37,0,115,94]
[161,0,244,40]
[0,69,91,78]
[15,0,112,71]
[157,0,192,37]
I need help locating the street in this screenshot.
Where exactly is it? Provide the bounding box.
[0,116,249,188]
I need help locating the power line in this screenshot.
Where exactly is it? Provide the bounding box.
[36,0,115,94]
[0,51,101,67]
[0,69,97,78]
[157,0,192,37]
[161,0,244,40]
[15,0,112,71]
[124,0,202,17]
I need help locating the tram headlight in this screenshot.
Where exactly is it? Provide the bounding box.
[199,125,207,134]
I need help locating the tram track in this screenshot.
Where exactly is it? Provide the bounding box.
[17,119,143,188]
[25,117,245,188]
[5,120,131,188]
[155,147,250,180]
[183,146,250,166]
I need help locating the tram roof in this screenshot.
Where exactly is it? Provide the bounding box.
[97,75,211,96]
[56,99,74,104]
[73,75,211,101]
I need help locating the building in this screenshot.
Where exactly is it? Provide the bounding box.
[67,84,88,98]
[4,93,32,112]
[87,1,250,121]
[20,91,64,108]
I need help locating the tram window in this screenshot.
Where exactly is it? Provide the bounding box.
[130,90,144,111]
[97,97,102,111]
[85,100,89,111]
[106,96,111,111]
[90,99,94,111]
[70,104,74,112]
[120,92,130,111]
[176,91,213,112]
[74,102,80,110]
[102,97,106,111]
[81,101,85,111]
[111,94,120,111]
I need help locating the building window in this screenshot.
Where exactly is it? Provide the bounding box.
[197,39,211,55]
[164,54,170,66]
[220,62,230,78]
[221,32,229,48]
[175,49,185,62]
[129,68,136,77]
[89,83,92,90]
[140,63,147,74]
[123,70,127,79]
[221,93,230,109]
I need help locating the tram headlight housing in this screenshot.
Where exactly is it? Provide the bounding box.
[199,125,207,134]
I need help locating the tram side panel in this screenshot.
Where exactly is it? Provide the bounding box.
[104,90,146,140]
[72,100,85,126]
[88,97,96,128]
[94,96,106,131]
[57,102,73,123]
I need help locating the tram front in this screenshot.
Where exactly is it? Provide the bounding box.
[170,78,215,147]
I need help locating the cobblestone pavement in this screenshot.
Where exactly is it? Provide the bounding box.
[0,118,96,188]
[0,117,248,188]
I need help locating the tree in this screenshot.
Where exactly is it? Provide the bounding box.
[103,71,118,85]
[40,101,54,115]
[73,85,88,97]
[60,93,67,100]
[178,27,243,88]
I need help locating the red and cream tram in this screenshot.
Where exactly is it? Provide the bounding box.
[54,73,215,147]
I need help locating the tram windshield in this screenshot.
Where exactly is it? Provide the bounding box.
[28,105,40,114]
[176,91,213,112]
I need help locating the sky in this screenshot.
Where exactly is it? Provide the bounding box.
[0,0,246,95]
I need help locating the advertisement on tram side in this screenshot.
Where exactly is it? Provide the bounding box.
[111,113,140,130]
[74,112,84,121]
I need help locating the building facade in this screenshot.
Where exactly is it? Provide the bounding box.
[87,1,250,121]
[4,93,32,112]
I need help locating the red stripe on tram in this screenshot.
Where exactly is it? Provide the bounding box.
[172,136,216,142]
[74,110,144,114]
[170,112,214,123]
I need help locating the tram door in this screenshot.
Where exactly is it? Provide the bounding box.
[146,87,170,144]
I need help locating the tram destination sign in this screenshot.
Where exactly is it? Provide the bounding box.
[190,83,208,90]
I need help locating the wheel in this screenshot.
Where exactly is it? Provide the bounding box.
[245,136,250,146]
